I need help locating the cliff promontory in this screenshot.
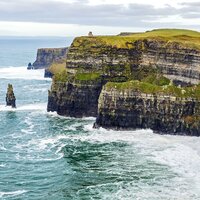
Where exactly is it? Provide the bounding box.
[32,47,68,69]
[47,29,200,136]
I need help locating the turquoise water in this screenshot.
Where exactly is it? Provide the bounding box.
[1,37,200,200]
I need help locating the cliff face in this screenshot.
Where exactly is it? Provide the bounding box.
[47,83,102,117]
[95,83,200,136]
[32,47,68,69]
[140,41,200,85]
[47,29,200,135]
[47,79,103,117]
[66,38,200,85]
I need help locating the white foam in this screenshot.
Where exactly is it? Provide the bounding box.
[0,103,47,112]
[0,66,51,80]
[0,190,27,198]
[150,137,200,193]
[47,112,96,121]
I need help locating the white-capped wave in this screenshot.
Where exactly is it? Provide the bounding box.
[21,116,35,134]
[0,190,27,198]
[47,111,96,121]
[0,164,6,168]
[0,103,47,112]
[0,66,51,80]
[150,137,200,194]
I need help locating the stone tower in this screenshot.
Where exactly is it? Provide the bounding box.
[88,31,93,37]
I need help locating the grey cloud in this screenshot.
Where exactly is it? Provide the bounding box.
[0,0,198,28]
[179,2,200,19]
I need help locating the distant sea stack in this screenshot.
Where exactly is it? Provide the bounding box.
[47,29,200,136]
[6,84,16,108]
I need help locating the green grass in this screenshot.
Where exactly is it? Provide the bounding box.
[75,73,101,81]
[142,74,171,86]
[53,69,68,82]
[105,80,200,99]
[73,29,200,49]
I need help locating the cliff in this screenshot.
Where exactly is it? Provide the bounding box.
[47,29,200,135]
[95,81,200,136]
[29,47,68,76]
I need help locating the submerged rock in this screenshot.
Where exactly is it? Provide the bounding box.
[6,84,16,108]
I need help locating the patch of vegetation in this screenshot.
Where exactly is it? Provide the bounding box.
[142,74,170,86]
[183,115,200,128]
[72,29,200,50]
[74,72,102,81]
[131,65,158,81]
[53,69,68,82]
[105,80,200,99]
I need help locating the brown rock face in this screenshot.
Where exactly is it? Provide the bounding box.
[6,84,16,108]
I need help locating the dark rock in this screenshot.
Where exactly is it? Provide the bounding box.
[6,84,16,108]
[27,62,33,70]
[44,69,53,78]
[95,87,200,136]
[47,80,103,117]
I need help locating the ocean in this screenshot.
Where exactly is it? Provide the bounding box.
[0,37,200,200]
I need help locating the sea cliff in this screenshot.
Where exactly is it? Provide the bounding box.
[95,81,200,136]
[47,29,200,135]
[32,47,68,69]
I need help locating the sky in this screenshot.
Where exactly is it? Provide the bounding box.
[0,0,199,36]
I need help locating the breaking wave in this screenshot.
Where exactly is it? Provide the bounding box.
[0,66,51,80]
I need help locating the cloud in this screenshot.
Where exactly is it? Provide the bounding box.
[179,2,200,19]
[0,0,179,26]
[0,0,198,30]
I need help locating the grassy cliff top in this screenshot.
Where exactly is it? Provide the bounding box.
[105,80,200,99]
[72,29,200,49]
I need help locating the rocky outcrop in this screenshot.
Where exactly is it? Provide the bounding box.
[29,47,68,69]
[44,68,53,78]
[6,84,16,108]
[95,83,200,136]
[48,79,103,117]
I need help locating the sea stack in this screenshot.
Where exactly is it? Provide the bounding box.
[6,84,16,108]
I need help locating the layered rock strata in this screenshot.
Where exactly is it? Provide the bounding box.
[95,84,200,136]
[47,79,103,117]
[29,47,68,71]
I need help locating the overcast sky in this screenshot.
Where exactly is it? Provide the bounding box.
[0,0,199,36]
